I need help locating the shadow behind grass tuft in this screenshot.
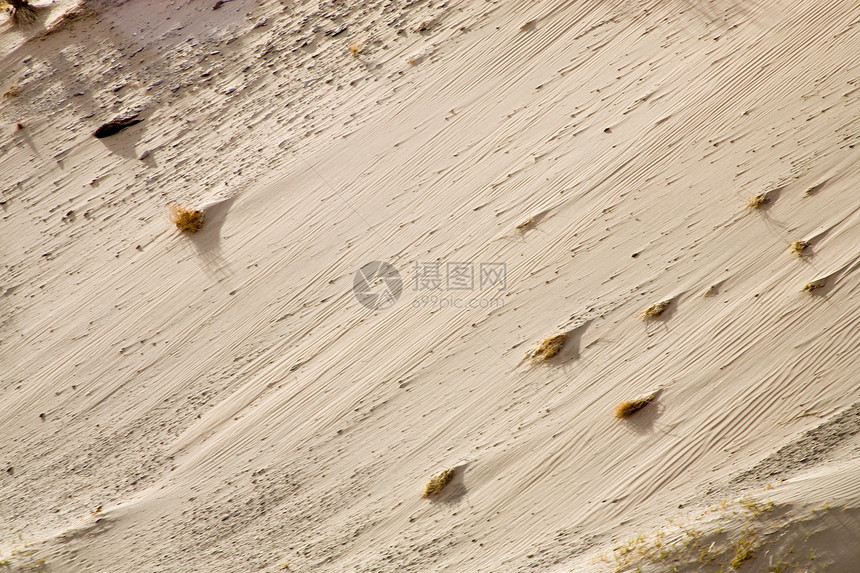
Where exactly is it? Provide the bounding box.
[170,205,205,233]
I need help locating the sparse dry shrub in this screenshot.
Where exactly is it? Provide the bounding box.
[730,527,757,568]
[746,193,767,209]
[531,333,567,362]
[169,204,204,233]
[802,279,825,293]
[3,0,37,26]
[348,41,364,56]
[615,392,656,418]
[739,496,774,517]
[790,240,809,257]
[804,182,824,196]
[3,84,20,98]
[640,300,670,320]
[423,468,454,498]
[515,217,534,231]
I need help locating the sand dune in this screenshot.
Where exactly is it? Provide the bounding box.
[2,0,859,571]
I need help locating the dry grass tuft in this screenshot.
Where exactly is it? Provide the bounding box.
[348,42,364,56]
[746,193,767,209]
[790,240,809,257]
[531,333,567,362]
[739,496,774,517]
[3,84,20,98]
[730,527,757,568]
[640,300,670,320]
[802,279,825,293]
[804,182,824,196]
[3,0,37,26]
[615,392,657,418]
[423,468,454,498]
[515,217,534,231]
[169,205,205,233]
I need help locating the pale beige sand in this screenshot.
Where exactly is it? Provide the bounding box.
[2,0,860,571]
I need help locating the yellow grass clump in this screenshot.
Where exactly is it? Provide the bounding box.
[802,279,825,293]
[3,83,20,98]
[423,468,454,498]
[169,205,205,233]
[348,42,364,56]
[746,193,767,209]
[515,216,534,231]
[640,300,670,320]
[615,392,656,418]
[729,527,757,568]
[790,239,809,257]
[531,333,567,362]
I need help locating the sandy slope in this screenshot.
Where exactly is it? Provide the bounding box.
[1,0,859,571]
